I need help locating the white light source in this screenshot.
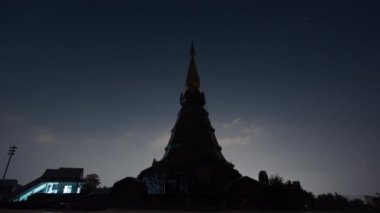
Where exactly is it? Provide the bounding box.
[63,185,72,194]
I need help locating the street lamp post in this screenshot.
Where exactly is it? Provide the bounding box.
[2,145,17,181]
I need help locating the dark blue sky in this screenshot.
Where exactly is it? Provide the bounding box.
[1,0,379,196]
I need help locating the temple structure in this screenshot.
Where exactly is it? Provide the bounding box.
[137,45,247,198]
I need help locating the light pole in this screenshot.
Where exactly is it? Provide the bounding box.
[2,145,17,181]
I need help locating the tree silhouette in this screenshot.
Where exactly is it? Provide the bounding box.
[258,170,269,186]
[81,173,101,195]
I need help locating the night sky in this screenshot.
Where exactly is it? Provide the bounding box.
[1,0,379,196]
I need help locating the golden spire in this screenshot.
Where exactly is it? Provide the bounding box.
[185,43,200,91]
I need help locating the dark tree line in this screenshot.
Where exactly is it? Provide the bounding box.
[315,192,370,212]
[64,172,380,212]
[258,174,373,212]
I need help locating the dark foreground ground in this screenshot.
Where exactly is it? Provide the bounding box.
[0,210,343,213]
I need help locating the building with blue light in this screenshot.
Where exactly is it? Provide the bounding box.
[11,167,83,202]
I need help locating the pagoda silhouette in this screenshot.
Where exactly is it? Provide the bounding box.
[138,44,242,196]
[112,45,263,207]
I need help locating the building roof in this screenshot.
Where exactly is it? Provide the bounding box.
[0,179,19,186]
[0,179,22,197]
[43,167,83,179]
